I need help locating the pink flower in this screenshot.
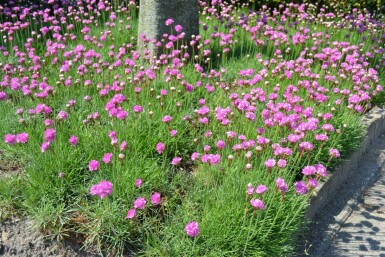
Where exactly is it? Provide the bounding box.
[250,199,265,210]
[171,157,182,165]
[247,183,255,195]
[132,105,143,113]
[162,115,173,123]
[40,142,50,153]
[329,148,340,158]
[126,208,136,219]
[156,142,165,154]
[56,111,68,120]
[102,153,113,164]
[255,185,268,195]
[276,178,288,193]
[120,141,128,151]
[175,24,183,33]
[150,192,161,205]
[133,197,147,210]
[44,128,56,142]
[216,140,226,150]
[185,221,200,237]
[135,178,143,188]
[88,160,100,171]
[302,166,316,176]
[170,130,177,137]
[90,180,113,199]
[165,18,174,26]
[69,135,78,146]
[4,134,17,145]
[264,159,276,168]
[294,181,308,195]
[316,164,327,177]
[16,133,29,144]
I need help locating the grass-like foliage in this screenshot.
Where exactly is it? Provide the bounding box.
[0,0,384,256]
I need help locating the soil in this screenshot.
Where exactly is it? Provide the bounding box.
[0,218,98,257]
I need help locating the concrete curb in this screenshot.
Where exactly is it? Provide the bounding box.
[308,106,385,220]
[304,106,385,256]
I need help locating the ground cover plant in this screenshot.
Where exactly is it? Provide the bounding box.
[0,0,385,256]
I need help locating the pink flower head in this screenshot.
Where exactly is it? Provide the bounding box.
[156,142,165,154]
[133,197,147,210]
[308,178,319,188]
[69,135,78,146]
[294,181,308,195]
[133,105,143,113]
[329,148,340,158]
[16,133,29,144]
[102,153,113,164]
[90,180,113,199]
[171,157,182,165]
[170,130,177,137]
[41,142,50,152]
[126,208,136,219]
[216,140,226,150]
[120,141,128,151]
[44,128,56,142]
[88,160,100,171]
[150,192,161,205]
[302,166,316,176]
[315,164,327,177]
[162,115,173,123]
[56,111,68,120]
[264,159,276,168]
[247,183,254,195]
[276,178,288,193]
[4,134,16,145]
[255,185,268,195]
[165,18,174,26]
[175,24,183,33]
[191,152,200,161]
[185,221,200,237]
[135,178,143,188]
[250,199,265,210]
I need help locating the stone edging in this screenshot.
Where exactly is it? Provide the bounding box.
[307,106,385,220]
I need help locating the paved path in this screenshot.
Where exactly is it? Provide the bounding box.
[297,134,385,257]
[328,166,385,257]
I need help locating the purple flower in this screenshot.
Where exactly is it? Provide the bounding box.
[250,199,265,210]
[40,142,50,153]
[329,148,340,158]
[16,133,29,144]
[247,183,254,195]
[135,178,143,188]
[102,153,113,164]
[88,160,100,171]
[69,135,78,146]
[294,181,308,195]
[156,142,165,154]
[150,192,161,205]
[171,157,182,165]
[132,105,143,113]
[44,128,56,142]
[255,185,268,195]
[185,221,200,237]
[162,115,173,123]
[276,178,288,193]
[302,166,316,176]
[133,197,147,210]
[4,134,16,145]
[126,208,136,219]
[165,18,174,26]
[315,164,327,177]
[90,180,113,199]
[264,159,276,168]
